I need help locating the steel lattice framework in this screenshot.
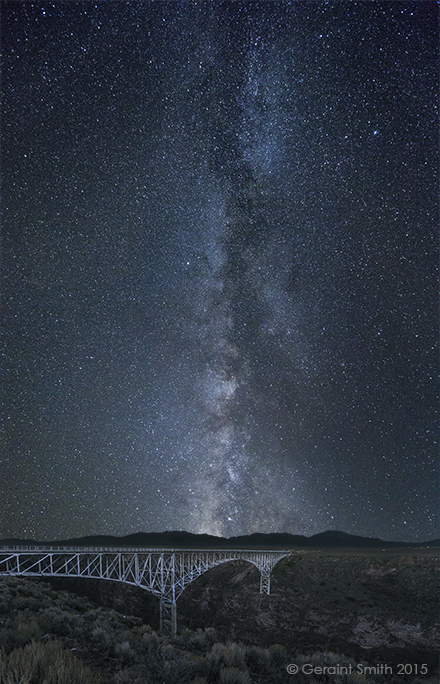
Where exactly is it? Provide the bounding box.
[0,546,291,637]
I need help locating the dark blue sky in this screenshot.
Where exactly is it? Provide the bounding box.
[2,1,438,542]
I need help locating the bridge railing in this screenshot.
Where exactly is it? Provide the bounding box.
[0,546,291,554]
[0,546,176,553]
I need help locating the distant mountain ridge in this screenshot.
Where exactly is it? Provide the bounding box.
[1,530,438,549]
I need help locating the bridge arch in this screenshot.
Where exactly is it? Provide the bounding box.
[0,546,291,637]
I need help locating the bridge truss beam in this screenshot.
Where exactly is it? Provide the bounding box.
[0,547,291,638]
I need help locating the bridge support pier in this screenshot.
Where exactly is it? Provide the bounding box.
[260,570,271,595]
[160,598,177,639]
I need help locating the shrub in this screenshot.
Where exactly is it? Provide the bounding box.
[244,645,271,673]
[218,667,251,684]
[14,616,43,643]
[142,629,161,650]
[177,628,215,653]
[268,643,286,665]
[0,638,100,684]
[113,668,152,684]
[0,594,11,612]
[0,614,43,654]
[207,642,247,673]
[162,655,212,684]
[90,625,112,654]
[138,631,172,681]
[114,640,134,665]
[39,606,84,637]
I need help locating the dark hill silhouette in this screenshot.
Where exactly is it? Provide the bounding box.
[1,530,438,548]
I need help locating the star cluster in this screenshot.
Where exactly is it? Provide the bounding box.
[2,1,438,542]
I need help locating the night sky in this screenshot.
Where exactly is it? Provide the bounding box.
[2,1,438,543]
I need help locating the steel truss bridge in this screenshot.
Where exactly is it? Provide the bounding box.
[0,546,291,637]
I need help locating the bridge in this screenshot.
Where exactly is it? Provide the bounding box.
[0,546,291,637]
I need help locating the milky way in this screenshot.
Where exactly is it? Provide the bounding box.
[2,2,438,542]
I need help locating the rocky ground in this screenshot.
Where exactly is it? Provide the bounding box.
[179,549,440,668]
[30,547,440,680]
